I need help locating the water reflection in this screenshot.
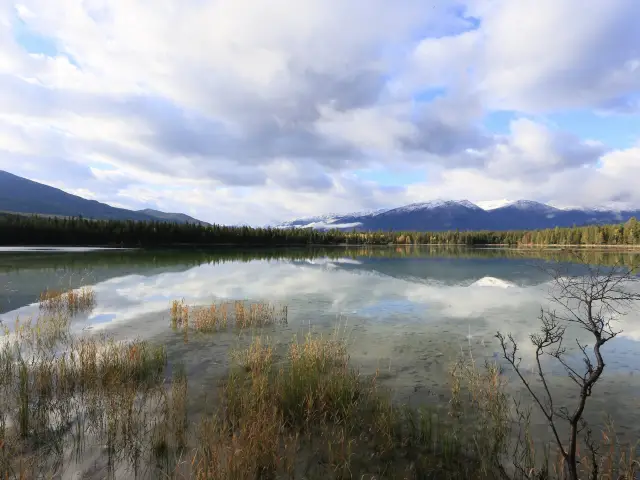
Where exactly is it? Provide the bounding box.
[2,248,639,358]
[1,247,639,442]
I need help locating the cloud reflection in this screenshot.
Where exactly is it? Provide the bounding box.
[2,257,638,361]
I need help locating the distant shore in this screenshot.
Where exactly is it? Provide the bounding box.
[2,243,640,251]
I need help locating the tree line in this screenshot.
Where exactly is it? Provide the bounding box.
[1,213,639,247]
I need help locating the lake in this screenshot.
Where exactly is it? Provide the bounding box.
[1,246,639,469]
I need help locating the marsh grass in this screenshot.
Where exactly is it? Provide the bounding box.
[0,309,181,479]
[0,323,636,479]
[448,350,640,480]
[3,313,72,351]
[190,332,491,479]
[193,304,228,332]
[234,300,288,329]
[39,286,96,315]
[229,335,274,374]
[0,295,637,478]
[170,299,287,336]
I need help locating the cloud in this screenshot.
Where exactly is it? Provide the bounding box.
[314,103,418,153]
[466,0,640,112]
[481,118,607,181]
[405,144,640,211]
[0,0,639,223]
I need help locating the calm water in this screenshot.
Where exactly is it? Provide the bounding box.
[1,246,639,444]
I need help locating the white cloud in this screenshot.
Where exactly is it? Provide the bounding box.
[0,0,638,223]
[466,0,640,112]
[315,103,418,153]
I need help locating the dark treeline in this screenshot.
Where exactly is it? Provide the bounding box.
[1,213,640,247]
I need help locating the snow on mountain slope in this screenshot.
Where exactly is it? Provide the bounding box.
[501,200,560,212]
[476,199,511,210]
[276,199,640,232]
[292,220,364,229]
[383,199,481,213]
[277,207,391,228]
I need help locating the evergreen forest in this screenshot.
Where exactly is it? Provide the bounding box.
[1,213,639,247]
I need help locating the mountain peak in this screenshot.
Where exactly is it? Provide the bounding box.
[391,199,480,213]
[276,198,639,232]
[502,200,558,212]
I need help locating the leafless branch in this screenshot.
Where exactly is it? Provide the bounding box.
[496,251,640,480]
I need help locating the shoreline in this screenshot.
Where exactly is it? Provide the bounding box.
[1,243,640,254]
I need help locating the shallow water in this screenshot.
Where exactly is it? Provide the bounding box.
[1,246,639,449]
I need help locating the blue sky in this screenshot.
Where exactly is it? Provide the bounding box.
[1,0,639,224]
[482,109,639,150]
[13,22,57,56]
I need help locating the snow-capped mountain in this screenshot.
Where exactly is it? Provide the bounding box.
[277,199,640,232]
[388,199,482,212]
[278,207,393,229]
[501,200,559,213]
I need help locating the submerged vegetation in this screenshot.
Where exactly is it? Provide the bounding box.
[1,212,640,247]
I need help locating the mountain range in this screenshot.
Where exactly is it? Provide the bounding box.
[278,199,640,232]
[2,170,638,232]
[0,170,209,225]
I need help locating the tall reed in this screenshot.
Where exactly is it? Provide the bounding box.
[169,299,288,336]
[0,312,169,478]
[39,286,96,315]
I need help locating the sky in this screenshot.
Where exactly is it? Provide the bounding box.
[0,0,639,225]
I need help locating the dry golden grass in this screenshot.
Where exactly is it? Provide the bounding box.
[39,286,96,315]
[230,335,274,375]
[3,313,72,350]
[448,351,640,480]
[234,300,288,329]
[169,299,287,337]
[190,332,492,479]
[0,304,637,479]
[0,312,170,479]
[192,303,229,332]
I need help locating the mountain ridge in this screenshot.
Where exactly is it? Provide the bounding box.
[0,170,208,225]
[2,170,637,232]
[279,199,640,232]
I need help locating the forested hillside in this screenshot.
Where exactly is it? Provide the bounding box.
[1,213,639,247]
[0,170,207,224]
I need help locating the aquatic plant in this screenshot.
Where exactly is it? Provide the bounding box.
[0,286,637,478]
[169,299,288,337]
[39,286,96,315]
[0,313,170,478]
[191,332,492,479]
[234,300,288,329]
